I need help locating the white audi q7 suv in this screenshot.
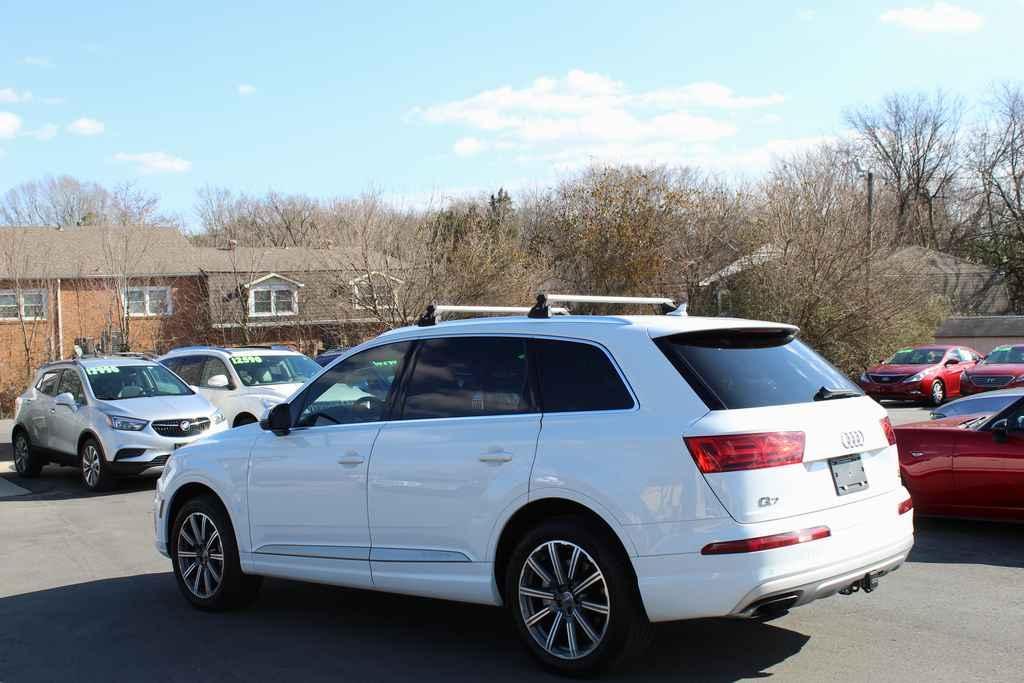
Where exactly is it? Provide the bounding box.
[12,356,227,491]
[153,306,913,675]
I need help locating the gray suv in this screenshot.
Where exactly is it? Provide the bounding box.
[11,356,228,491]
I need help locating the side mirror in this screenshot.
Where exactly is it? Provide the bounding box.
[55,392,76,409]
[206,374,230,389]
[260,403,291,435]
[877,359,885,365]
[944,358,959,366]
[992,419,1008,443]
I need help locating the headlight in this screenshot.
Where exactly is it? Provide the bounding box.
[107,415,148,431]
[212,409,226,424]
[1015,375,1024,383]
[859,373,869,383]
[904,371,927,383]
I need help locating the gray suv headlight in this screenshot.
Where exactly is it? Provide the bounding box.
[107,415,148,431]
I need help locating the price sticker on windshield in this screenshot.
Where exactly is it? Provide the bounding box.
[231,355,263,365]
[85,365,120,375]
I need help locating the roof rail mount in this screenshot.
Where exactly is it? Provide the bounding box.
[417,304,437,327]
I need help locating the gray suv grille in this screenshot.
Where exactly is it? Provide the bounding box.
[151,417,211,438]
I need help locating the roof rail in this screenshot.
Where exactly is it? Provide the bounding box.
[416,303,570,327]
[165,344,227,354]
[531,293,686,318]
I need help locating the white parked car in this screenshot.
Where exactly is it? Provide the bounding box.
[158,346,322,427]
[12,356,227,490]
[153,300,913,675]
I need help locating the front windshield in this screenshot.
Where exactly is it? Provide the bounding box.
[86,364,193,400]
[886,348,947,365]
[981,345,1024,365]
[230,354,321,387]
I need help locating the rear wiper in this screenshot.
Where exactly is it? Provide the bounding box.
[814,386,861,401]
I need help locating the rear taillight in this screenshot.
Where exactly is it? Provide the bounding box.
[898,496,913,515]
[881,417,897,446]
[701,526,831,555]
[684,431,805,473]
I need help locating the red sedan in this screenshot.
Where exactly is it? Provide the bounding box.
[858,344,981,406]
[895,395,1024,521]
[961,344,1024,395]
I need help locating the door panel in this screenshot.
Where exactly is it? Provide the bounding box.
[898,428,956,510]
[954,423,1024,512]
[32,370,62,450]
[368,414,540,561]
[50,369,88,455]
[248,424,378,588]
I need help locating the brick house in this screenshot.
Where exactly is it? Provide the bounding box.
[0,225,393,411]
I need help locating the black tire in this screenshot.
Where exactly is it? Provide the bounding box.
[79,437,115,492]
[233,413,257,428]
[171,494,262,610]
[506,516,653,676]
[12,429,43,478]
[929,380,946,406]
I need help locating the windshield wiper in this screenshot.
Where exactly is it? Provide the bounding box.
[814,386,861,402]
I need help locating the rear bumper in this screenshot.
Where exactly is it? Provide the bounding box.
[632,487,914,622]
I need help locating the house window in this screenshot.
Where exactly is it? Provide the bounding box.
[125,286,172,317]
[0,289,47,320]
[350,272,402,310]
[250,284,297,317]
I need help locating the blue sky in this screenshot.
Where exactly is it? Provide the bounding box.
[1,1,1020,225]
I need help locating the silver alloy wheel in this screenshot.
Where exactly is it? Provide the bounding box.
[14,434,29,472]
[932,381,944,403]
[518,540,610,660]
[176,512,225,599]
[81,444,101,488]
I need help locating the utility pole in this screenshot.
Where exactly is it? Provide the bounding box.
[866,170,874,301]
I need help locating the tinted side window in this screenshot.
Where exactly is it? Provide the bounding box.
[57,369,86,403]
[200,358,233,388]
[532,339,634,413]
[401,337,533,420]
[37,371,61,396]
[165,356,204,386]
[296,342,411,427]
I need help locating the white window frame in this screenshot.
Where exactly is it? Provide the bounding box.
[350,272,403,311]
[249,283,298,317]
[124,286,173,317]
[0,289,48,321]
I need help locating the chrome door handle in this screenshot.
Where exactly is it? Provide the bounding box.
[910,451,925,458]
[338,452,365,465]
[479,451,513,463]
[49,408,56,413]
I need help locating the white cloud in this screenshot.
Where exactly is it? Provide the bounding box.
[113,151,192,174]
[0,112,23,139]
[237,84,257,96]
[21,56,53,68]
[453,137,485,157]
[880,3,983,32]
[26,123,58,141]
[0,88,33,103]
[67,117,105,136]
[412,69,785,168]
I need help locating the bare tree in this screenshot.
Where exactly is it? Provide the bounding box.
[846,91,963,249]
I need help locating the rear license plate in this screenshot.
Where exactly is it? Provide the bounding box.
[173,442,187,450]
[829,454,869,496]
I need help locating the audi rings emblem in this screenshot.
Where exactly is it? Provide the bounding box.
[840,430,865,450]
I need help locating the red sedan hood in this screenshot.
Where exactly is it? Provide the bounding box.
[969,364,1024,376]
[866,364,934,375]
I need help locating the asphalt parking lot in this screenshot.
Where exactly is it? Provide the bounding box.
[1,406,1022,682]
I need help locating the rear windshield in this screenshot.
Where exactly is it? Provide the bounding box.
[655,329,862,410]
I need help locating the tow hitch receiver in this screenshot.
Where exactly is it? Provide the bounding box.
[839,569,886,595]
